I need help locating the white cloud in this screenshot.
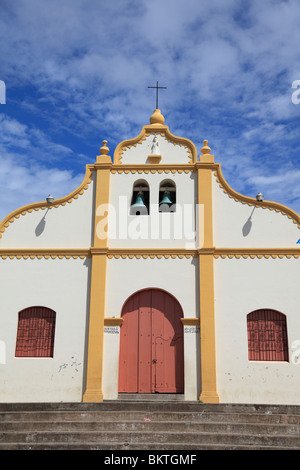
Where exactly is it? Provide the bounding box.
[0,0,299,217]
[0,114,84,220]
[0,151,84,221]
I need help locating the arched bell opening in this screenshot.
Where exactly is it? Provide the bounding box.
[159,180,176,212]
[130,180,150,215]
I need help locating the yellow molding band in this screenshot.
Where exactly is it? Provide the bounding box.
[214,248,300,258]
[104,317,123,326]
[106,248,197,259]
[181,318,200,326]
[0,249,90,259]
[0,247,299,259]
[110,164,196,174]
[0,246,299,260]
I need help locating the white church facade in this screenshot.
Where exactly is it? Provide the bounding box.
[0,108,299,404]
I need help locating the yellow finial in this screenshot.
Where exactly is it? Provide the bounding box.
[201,140,211,154]
[199,140,214,163]
[100,140,109,155]
[96,140,112,164]
[150,109,165,125]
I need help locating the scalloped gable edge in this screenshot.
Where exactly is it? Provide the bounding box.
[213,163,300,228]
[113,124,197,164]
[0,165,94,239]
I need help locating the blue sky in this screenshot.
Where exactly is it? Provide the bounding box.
[0,0,300,221]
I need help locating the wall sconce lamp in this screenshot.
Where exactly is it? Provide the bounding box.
[256,192,264,202]
[46,195,54,204]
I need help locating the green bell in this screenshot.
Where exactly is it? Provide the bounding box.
[133,191,146,207]
[159,191,173,206]
[131,191,148,215]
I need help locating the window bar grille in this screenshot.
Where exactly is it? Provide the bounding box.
[247,309,288,362]
[15,307,56,357]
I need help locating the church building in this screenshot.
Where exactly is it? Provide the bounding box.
[0,108,299,404]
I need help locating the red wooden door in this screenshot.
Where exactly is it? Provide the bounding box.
[118,289,184,394]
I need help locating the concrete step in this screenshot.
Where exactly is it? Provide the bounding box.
[0,402,299,450]
[0,430,299,448]
[1,419,300,435]
[1,401,300,414]
[1,442,296,450]
[118,394,185,401]
[1,410,300,425]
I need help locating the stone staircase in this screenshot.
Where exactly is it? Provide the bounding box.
[0,400,300,450]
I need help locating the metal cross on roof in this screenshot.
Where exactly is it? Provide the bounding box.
[148,81,167,109]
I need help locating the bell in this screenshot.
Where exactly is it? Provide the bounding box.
[159,190,175,212]
[131,191,148,215]
[133,191,146,208]
[159,191,173,206]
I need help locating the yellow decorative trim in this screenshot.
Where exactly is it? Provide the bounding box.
[104,317,123,326]
[111,164,195,174]
[114,125,197,165]
[106,248,197,259]
[213,248,300,259]
[213,165,300,227]
[90,247,109,255]
[181,318,200,326]
[0,165,94,239]
[0,247,298,260]
[0,249,90,259]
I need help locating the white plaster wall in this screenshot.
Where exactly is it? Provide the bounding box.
[213,175,300,248]
[103,256,200,400]
[102,325,122,400]
[0,257,90,402]
[183,324,201,401]
[214,256,300,404]
[107,171,197,249]
[105,256,198,317]
[0,176,95,249]
[120,133,192,165]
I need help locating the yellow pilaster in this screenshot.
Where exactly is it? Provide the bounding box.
[197,141,219,403]
[83,141,112,403]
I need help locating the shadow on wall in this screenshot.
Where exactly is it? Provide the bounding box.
[35,209,49,236]
[242,207,256,237]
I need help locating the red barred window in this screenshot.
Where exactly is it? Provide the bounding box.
[247,309,288,362]
[15,307,56,357]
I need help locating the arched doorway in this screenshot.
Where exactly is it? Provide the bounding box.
[118,288,184,394]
